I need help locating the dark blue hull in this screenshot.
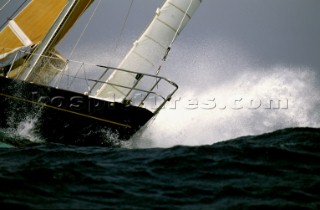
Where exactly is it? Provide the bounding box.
[0,76,153,146]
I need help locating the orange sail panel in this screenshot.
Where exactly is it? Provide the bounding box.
[47,0,94,50]
[0,0,68,55]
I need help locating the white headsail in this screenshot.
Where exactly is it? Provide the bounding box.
[96,0,202,101]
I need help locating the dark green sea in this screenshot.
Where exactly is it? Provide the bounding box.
[0,127,319,209]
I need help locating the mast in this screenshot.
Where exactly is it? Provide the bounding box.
[95,0,202,101]
[17,0,77,81]
[16,0,93,82]
[0,0,68,62]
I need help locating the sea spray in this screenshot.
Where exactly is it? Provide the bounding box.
[15,116,43,143]
[56,26,320,149]
[130,66,320,149]
[3,81,45,144]
[125,37,320,148]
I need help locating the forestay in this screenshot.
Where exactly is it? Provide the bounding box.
[96,0,202,101]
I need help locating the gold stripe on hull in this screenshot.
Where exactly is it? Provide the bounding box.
[0,92,132,129]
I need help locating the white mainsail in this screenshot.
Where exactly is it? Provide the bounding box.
[96,0,202,101]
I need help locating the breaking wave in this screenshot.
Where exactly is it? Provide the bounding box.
[129,40,320,148]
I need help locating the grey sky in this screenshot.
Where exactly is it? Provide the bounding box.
[87,0,320,70]
[1,0,320,144]
[199,0,320,69]
[1,0,320,83]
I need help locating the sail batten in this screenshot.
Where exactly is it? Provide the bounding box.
[96,0,202,101]
[10,0,93,83]
[0,0,69,55]
[0,0,94,85]
[8,20,32,47]
[145,35,167,50]
[133,51,156,67]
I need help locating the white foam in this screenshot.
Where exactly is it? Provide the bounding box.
[67,39,320,149]
[14,116,43,143]
[129,67,319,148]
[128,39,320,148]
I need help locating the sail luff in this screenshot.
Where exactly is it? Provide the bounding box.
[8,20,33,47]
[44,0,94,51]
[17,0,93,82]
[95,0,202,101]
[17,0,78,81]
[0,0,69,55]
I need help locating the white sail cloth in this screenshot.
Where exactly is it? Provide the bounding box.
[96,0,202,101]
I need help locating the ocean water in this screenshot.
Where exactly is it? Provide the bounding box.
[1,0,320,208]
[0,127,319,209]
[0,59,319,209]
[1,28,320,210]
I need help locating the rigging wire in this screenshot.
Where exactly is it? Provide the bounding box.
[112,0,134,61]
[56,0,102,89]
[170,0,194,48]
[156,0,194,76]
[68,0,102,59]
[0,0,11,11]
[0,0,28,30]
[90,0,134,94]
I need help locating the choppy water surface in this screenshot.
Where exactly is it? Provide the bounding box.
[1,127,319,209]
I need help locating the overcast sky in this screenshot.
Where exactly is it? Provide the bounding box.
[2,0,319,68]
[1,0,320,144]
[1,0,319,66]
[1,0,320,89]
[200,0,320,70]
